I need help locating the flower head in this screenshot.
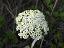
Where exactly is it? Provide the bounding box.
[16,10,49,40]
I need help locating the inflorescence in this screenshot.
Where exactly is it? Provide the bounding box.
[15,10,49,40]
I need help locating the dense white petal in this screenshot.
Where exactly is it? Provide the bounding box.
[15,10,49,40]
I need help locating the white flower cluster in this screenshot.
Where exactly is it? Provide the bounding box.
[15,10,49,40]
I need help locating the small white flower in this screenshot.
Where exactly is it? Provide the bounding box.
[15,10,49,48]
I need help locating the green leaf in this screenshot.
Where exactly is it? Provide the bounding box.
[4,32,18,44]
[44,0,54,10]
[53,12,64,20]
[0,16,5,28]
[50,43,56,48]
[0,38,4,48]
[55,32,62,40]
[61,42,64,48]
[45,0,51,5]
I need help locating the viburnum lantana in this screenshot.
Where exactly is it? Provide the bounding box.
[15,10,49,48]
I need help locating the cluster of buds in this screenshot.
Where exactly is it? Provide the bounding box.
[15,10,49,48]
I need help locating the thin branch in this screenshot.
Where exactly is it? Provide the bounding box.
[36,0,39,8]
[41,0,51,12]
[7,0,18,17]
[4,4,15,18]
[31,36,42,48]
[40,36,44,48]
[0,0,4,15]
[7,0,13,11]
[51,0,58,15]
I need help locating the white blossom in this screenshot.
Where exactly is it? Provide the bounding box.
[15,10,49,48]
[16,10,49,39]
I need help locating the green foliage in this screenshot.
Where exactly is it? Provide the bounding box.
[44,0,54,10]
[0,16,5,28]
[55,31,62,40]
[28,5,38,10]
[52,0,64,21]
[50,43,56,48]
[0,31,18,47]
[61,42,64,48]
[4,32,18,44]
[53,11,64,20]
[50,31,62,48]
[1,32,18,44]
[0,38,4,48]
[30,6,37,10]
